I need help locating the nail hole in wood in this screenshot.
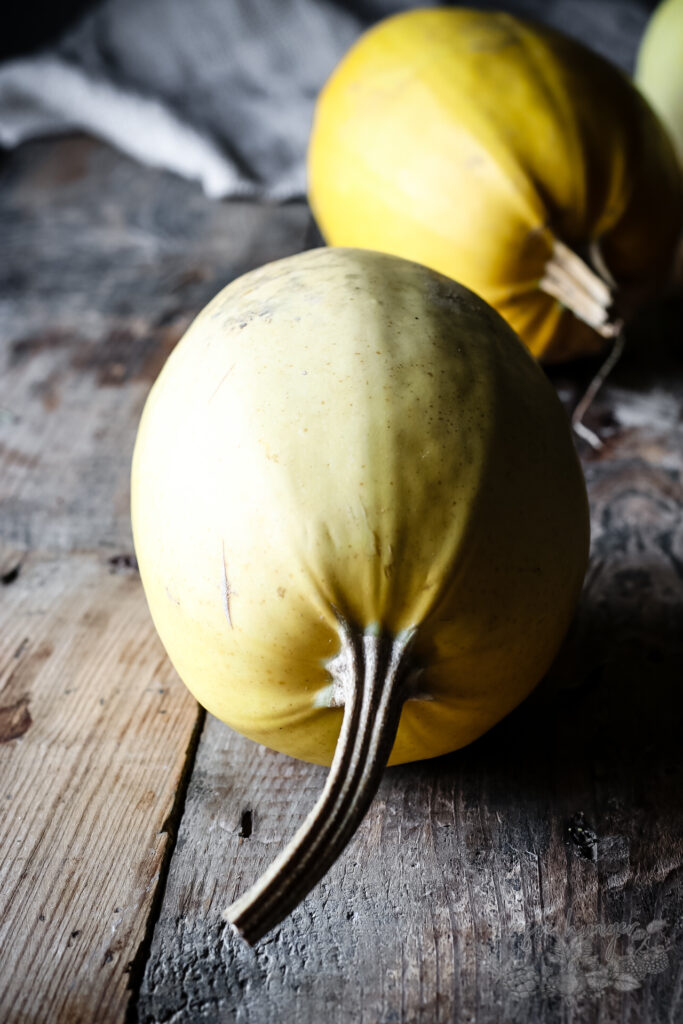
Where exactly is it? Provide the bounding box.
[239,809,253,839]
[565,811,599,861]
[1,563,21,585]
[108,553,138,574]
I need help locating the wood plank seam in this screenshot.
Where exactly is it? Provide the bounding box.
[124,706,207,1024]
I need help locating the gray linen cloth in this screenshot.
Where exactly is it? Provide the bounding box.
[0,0,655,200]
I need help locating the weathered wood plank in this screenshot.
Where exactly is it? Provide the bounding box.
[136,308,683,1022]
[0,136,312,1023]
[0,555,202,1023]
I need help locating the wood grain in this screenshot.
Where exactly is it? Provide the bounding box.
[136,310,683,1020]
[0,136,311,1023]
[0,555,201,1022]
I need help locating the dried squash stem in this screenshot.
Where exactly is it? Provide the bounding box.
[223,621,416,945]
[540,238,622,338]
[540,238,626,446]
[572,328,626,450]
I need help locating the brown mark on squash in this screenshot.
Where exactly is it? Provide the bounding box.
[455,17,519,54]
[221,541,235,628]
[208,363,236,404]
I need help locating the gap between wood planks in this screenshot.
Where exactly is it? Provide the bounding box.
[124,706,207,1024]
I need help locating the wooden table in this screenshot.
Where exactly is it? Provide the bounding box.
[1,135,682,1024]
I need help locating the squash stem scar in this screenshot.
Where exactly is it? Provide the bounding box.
[222,619,417,944]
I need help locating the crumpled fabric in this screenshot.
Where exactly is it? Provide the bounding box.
[0,0,655,200]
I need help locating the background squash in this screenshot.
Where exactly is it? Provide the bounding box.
[132,247,589,942]
[308,8,683,362]
[636,0,683,166]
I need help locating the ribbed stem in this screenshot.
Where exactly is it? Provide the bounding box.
[540,238,622,338]
[223,621,416,945]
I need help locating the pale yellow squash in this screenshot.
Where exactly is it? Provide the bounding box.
[131,247,589,941]
[308,8,683,362]
[636,0,683,165]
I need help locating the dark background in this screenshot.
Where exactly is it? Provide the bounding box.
[1,0,662,61]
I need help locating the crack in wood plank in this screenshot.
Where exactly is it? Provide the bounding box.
[124,706,206,1024]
